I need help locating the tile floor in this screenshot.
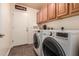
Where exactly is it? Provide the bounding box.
[9,44,36,56]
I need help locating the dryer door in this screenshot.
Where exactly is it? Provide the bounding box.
[43,37,66,56]
[33,33,39,49]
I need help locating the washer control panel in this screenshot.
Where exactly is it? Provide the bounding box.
[56,32,68,40]
[56,32,68,38]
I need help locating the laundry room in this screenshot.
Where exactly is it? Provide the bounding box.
[0,2,79,56]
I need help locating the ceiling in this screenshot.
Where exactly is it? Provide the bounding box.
[17,3,47,10]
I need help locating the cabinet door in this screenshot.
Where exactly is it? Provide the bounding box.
[70,3,79,13]
[39,10,43,23]
[47,3,56,20]
[56,3,69,18]
[42,4,48,22]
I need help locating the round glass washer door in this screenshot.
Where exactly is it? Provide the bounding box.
[43,37,66,56]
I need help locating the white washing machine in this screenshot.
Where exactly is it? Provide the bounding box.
[33,29,42,56]
[41,30,79,56]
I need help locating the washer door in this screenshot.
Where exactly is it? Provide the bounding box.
[43,37,66,56]
[33,33,39,49]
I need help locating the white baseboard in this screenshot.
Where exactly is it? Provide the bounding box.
[13,42,33,47]
[5,46,13,56]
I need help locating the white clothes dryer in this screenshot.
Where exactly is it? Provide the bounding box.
[33,30,42,56]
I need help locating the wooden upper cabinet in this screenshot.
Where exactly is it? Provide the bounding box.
[70,3,79,13]
[42,4,48,22]
[47,3,56,20]
[56,3,69,18]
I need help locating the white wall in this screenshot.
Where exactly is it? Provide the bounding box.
[12,4,38,45]
[26,6,39,44]
[40,15,79,30]
[10,3,15,45]
[0,3,12,55]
